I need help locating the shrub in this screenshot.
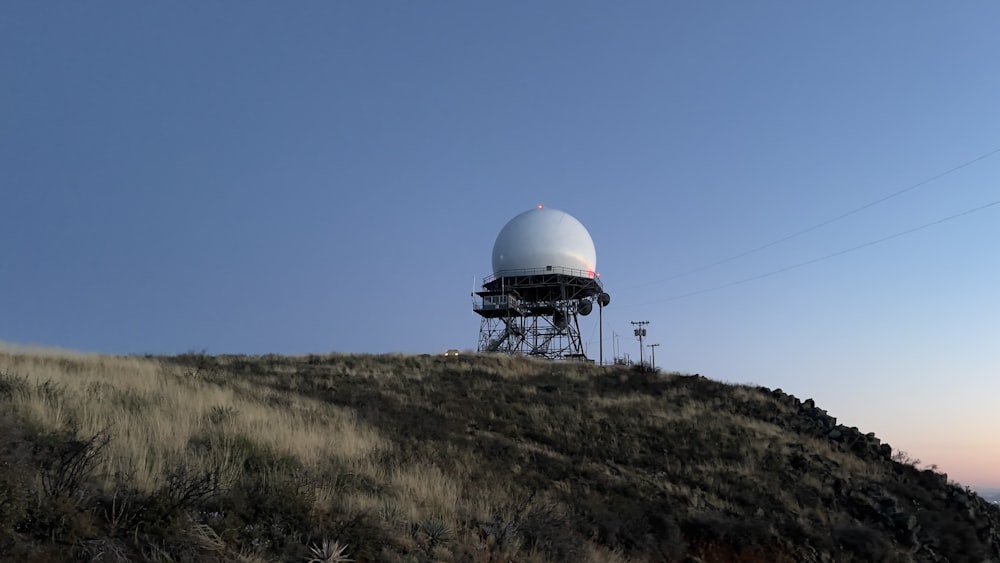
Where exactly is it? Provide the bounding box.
[34,428,111,501]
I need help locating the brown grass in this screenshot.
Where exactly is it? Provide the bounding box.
[1,344,996,562]
[0,351,386,496]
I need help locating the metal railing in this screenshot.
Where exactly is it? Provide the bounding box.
[482,266,596,285]
[475,294,521,310]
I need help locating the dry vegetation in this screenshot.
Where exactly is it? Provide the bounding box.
[1,345,998,562]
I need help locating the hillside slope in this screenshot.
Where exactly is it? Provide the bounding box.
[0,349,997,562]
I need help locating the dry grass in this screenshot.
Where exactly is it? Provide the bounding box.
[1,344,996,563]
[0,351,386,495]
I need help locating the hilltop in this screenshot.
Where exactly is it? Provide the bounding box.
[0,349,998,562]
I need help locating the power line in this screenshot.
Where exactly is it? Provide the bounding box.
[623,196,1000,307]
[623,146,1000,291]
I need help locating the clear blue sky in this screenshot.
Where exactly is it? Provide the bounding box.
[3,2,999,490]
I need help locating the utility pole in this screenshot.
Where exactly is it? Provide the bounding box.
[631,321,649,366]
[647,343,660,371]
[597,292,610,366]
[598,307,603,365]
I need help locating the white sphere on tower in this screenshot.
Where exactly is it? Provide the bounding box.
[491,206,597,277]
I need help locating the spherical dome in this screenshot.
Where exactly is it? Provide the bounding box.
[492,207,597,276]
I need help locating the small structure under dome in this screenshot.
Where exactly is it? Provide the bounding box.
[472,207,610,360]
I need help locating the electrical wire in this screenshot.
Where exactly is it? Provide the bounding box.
[622,146,1000,291]
[620,196,1000,307]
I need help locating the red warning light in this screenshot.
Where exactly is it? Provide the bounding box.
[537,204,544,209]
[587,271,595,278]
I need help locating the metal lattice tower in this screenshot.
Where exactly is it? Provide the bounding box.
[473,267,606,360]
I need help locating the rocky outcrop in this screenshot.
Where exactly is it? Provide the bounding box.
[766,387,1000,562]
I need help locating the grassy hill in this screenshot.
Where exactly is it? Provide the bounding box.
[1,347,998,562]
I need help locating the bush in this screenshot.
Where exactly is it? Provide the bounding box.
[18,427,110,543]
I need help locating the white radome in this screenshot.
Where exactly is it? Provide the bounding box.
[491,207,597,276]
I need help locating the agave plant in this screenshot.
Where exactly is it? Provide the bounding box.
[306,539,353,563]
[417,519,453,549]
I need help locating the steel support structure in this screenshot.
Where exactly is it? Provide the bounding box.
[472,268,603,360]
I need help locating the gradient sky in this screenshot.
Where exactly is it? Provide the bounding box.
[3,2,999,491]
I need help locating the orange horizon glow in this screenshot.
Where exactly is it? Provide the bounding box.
[892,443,1000,491]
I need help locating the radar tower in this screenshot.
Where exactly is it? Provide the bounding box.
[472,207,610,360]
